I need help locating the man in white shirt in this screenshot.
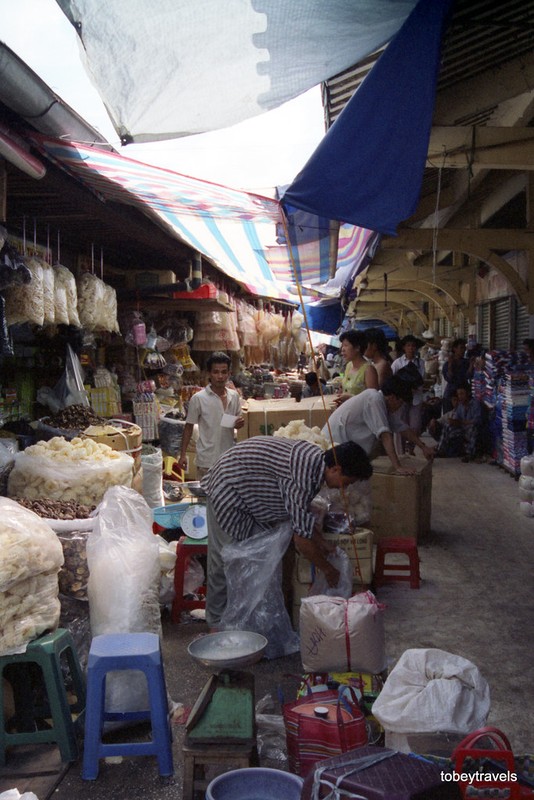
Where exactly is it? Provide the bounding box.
[391,334,426,453]
[322,376,434,475]
[178,351,244,478]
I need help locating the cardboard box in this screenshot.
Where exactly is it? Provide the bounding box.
[370,456,432,541]
[246,396,333,438]
[125,269,176,289]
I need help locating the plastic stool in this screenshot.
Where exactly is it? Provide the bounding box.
[182,737,257,800]
[0,628,85,765]
[374,538,421,589]
[171,536,208,623]
[82,632,173,780]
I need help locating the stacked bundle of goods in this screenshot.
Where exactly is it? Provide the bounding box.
[500,368,531,475]
[518,455,534,517]
[0,497,64,654]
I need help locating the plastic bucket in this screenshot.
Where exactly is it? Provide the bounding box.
[206,767,303,800]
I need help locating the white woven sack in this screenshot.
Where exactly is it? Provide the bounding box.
[299,591,386,674]
[372,647,490,734]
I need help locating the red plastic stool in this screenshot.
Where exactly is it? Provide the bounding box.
[374,538,420,589]
[171,535,208,623]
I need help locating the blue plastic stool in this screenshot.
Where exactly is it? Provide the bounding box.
[0,628,85,765]
[82,632,173,780]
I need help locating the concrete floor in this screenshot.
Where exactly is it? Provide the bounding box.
[4,455,534,798]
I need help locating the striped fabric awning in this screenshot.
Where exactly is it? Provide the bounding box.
[267,223,380,292]
[32,135,289,300]
[31,135,380,314]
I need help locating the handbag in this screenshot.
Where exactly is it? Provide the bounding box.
[451,727,534,799]
[283,688,367,778]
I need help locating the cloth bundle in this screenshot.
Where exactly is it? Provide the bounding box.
[0,498,64,654]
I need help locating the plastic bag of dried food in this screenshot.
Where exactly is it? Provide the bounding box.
[53,523,94,601]
[0,498,64,593]
[4,256,45,326]
[53,264,80,327]
[42,262,55,325]
[87,486,162,713]
[0,439,17,495]
[98,283,120,333]
[0,570,61,655]
[77,272,105,331]
[7,437,134,505]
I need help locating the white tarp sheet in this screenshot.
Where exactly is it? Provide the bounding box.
[55,0,417,142]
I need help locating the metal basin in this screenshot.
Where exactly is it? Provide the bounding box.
[182,481,207,498]
[187,631,268,670]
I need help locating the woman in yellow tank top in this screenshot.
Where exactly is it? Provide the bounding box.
[334,330,378,406]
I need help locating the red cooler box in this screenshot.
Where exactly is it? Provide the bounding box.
[300,745,461,800]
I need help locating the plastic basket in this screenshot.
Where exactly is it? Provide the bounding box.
[152,503,187,530]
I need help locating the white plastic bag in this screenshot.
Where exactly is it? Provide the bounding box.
[140,445,164,508]
[219,522,300,659]
[372,648,491,734]
[0,791,40,800]
[299,591,386,674]
[87,486,162,712]
[308,547,353,599]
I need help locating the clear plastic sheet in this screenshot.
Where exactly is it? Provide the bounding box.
[219,522,300,659]
[87,486,162,713]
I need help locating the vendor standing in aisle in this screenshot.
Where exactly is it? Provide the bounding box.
[177,351,245,479]
[391,334,426,454]
[323,376,434,475]
[200,437,373,630]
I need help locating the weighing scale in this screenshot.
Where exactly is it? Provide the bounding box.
[153,484,208,540]
[185,631,268,744]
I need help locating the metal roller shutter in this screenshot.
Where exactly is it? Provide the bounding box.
[494,297,511,350]
[515,301,530,347]
[478,303,490,349]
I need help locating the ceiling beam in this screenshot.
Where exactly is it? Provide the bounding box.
[433,50,534,126]
[428,127,534,170]
[382,228,534,252]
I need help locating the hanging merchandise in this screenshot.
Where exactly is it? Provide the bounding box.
[77,273,120,333]
[4,256,45,327]
[193,306,240,351]
[52,265,70,326]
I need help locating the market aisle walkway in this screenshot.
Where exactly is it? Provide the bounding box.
[3,457,533,799]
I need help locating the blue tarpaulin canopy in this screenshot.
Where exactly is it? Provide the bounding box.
[282,0,454,236]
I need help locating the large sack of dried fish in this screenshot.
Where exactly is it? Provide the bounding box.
[0,498,63,654]
[12,499,97,602]
[7,436,133,505]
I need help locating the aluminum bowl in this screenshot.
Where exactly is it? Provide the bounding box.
[187,631,268,670]
[182,481,207,498]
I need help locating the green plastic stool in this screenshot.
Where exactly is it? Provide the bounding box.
[0,628,86,765]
